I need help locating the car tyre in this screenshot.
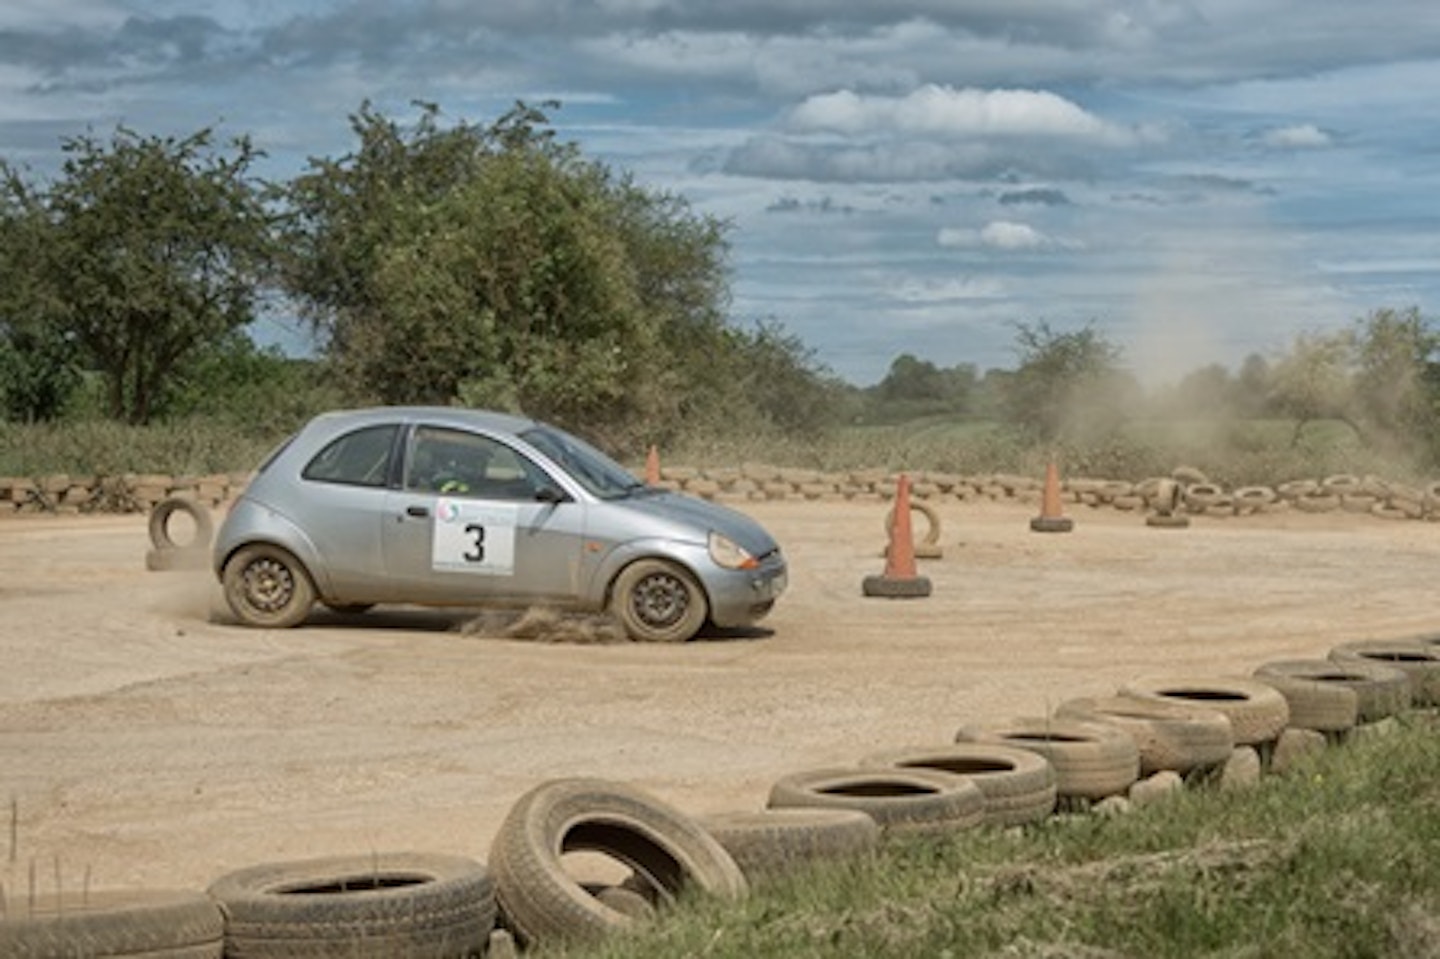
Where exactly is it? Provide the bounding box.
[207,852,495,959]
[0,889,223,958]
[610,559,708,643]
[223,543,316,629]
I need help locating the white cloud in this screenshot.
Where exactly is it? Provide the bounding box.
[937,220,1077,252]
[1262,123,1333,149]
[787,84,1130,143]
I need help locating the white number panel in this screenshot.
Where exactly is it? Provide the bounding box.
[431,498,518,575]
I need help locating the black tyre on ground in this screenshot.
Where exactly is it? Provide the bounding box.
[766,767,985,836]
[697,808,881,881]
[955,717,1140,801]
[221,543,317,629]
[860,743,1057,827]
[0,889,223,959]
[609,559,709,642]
[1054,695,1233,776]
[206,851,495,959]
[1252,660,1366,733]
[1330,639,1440,707]
[488,777,746,948]
[861,574,932,598]
[1119,676,1291,747]
[148,496,215,551]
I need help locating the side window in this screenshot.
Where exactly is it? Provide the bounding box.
[406,426,551,500]
[301,425,398,488]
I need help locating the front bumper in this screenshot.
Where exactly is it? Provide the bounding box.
[705,553,787,628]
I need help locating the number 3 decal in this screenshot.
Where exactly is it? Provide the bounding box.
[432,499,515,574]
[464,523,485,563]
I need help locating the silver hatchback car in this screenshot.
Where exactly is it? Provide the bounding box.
[213,407,787,642]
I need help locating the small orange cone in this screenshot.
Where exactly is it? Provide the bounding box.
[1030,460,1074,533]
[863,474,932,598]
[644,445,660,485]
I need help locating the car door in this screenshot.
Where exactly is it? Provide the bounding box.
[286,421,401,600]
[380,424,588,605]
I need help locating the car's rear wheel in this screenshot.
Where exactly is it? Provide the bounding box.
[610,559,708,643]
[223,543,316,628]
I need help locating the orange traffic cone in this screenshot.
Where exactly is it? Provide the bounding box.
[644,445,660,485]
[1030,460,1074,533]
[863,474,932,598]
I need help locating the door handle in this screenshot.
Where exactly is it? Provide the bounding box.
[406,505,430,518]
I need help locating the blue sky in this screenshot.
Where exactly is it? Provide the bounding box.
[3,2,1439,386]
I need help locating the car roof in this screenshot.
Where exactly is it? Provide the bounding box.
[306,406,543,437]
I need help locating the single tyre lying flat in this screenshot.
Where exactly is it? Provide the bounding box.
[1054,695,1233,776]
[767,767,984,836]
[1119,676,1290,747]
[1330,639,1440,707]
[697,808,881,881]
[954,717,1140,801]
[0,889,223,959]
[207,851,495,959]
[859,742,1057,827]
[1253,660,1368,733]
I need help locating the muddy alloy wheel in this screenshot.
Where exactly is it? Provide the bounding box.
[223,543,316,629]
[611,559,708,642]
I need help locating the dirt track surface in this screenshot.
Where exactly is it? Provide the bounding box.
[3,498,1438,895]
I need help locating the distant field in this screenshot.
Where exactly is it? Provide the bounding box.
[0,413,1420,488]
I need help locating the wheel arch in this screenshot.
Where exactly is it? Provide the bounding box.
[593,539,714,615]
[214,503,332,600]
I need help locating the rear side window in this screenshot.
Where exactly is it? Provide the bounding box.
[301,424,398,488]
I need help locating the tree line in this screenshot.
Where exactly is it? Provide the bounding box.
[859,309,1440,468]
[0,101,843,451]
[2,100,1438,467]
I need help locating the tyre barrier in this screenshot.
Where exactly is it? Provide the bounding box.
[6,656,1436,955]
[11,464,1440,523]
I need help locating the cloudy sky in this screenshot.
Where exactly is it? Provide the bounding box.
[3,1,1439,386]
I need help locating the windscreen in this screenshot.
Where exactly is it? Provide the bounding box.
[518,425,643,500]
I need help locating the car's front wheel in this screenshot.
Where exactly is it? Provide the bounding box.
[610,559,708,642]
[223,544,317,628]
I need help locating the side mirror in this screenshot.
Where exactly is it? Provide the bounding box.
[534,485,569,504]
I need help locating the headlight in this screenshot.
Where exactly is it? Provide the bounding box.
[708,531,758,570]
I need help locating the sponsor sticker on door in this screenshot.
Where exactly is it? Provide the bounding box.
[432,498,517,575]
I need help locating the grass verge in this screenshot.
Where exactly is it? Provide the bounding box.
[541,714,1439,959]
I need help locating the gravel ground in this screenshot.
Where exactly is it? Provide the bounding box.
[2,498,1436,896]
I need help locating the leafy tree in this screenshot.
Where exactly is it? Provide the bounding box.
[1004,320,1132,443]
[161,331,340,437]
[1266,330,1355,445]
[0,128,273,423]
[1349,306,1440,459]
[0,180,82,420]
[279,101,762,449]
